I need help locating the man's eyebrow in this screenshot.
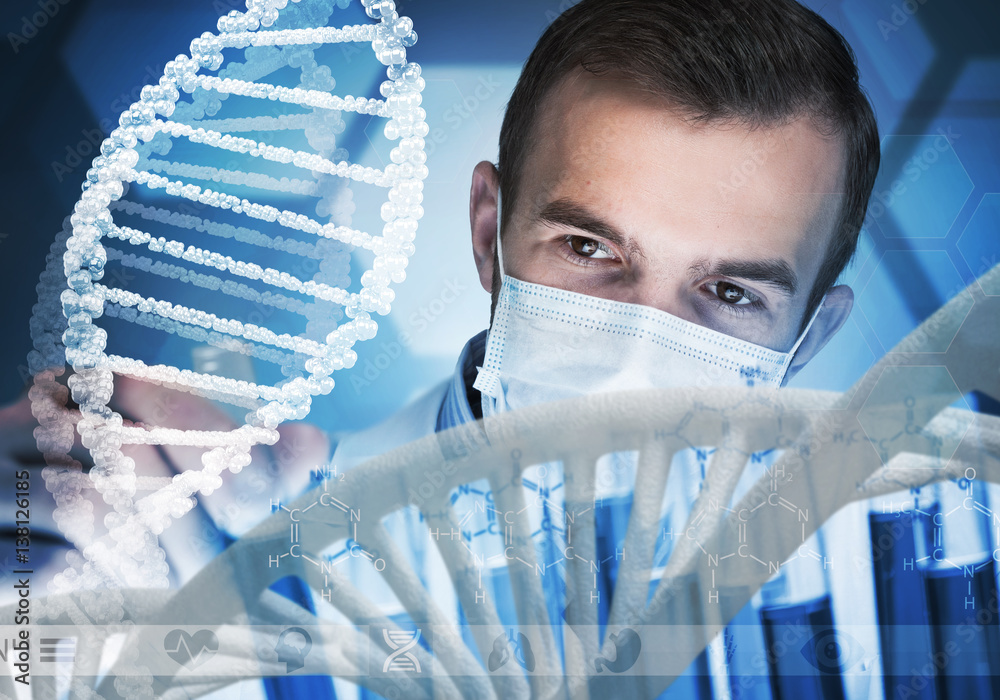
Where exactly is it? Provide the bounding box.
[690,258,799,296]
[537,198,644,259]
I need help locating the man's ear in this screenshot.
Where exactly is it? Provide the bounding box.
[470,160,500,293]
[783,285,854,383]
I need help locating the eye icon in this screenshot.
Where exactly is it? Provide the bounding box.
[801,630,864,674]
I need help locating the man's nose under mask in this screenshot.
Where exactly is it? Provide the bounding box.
[473,193,821,419]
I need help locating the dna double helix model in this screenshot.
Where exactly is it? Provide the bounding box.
[28,0,426,594]
[14,0,1000,697]
[15,266,1000,698]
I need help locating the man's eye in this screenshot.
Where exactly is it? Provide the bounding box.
[568,235,614,259]
[710,281,758,305]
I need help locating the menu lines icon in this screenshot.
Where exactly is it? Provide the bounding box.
[40,638,75,663]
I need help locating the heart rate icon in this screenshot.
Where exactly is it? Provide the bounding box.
[163,629,219,668]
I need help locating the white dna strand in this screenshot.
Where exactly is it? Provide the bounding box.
[27,0,426,594]
[10,267,999,697]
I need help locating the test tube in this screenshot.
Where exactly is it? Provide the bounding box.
[914,479,1000,698]
[646,447,718,698]
[868,494,936,700]
[718,585,772,700]
[756,530,846,700]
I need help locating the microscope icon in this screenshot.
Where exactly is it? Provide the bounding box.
[488,629,536,672]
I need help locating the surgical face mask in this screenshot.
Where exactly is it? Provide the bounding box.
[473,191,823,419]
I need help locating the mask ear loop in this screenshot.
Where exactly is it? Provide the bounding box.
[780,295,826,380]
[495,188,506,279]
[474,188,507,408]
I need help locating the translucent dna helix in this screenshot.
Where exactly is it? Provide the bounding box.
[28,0,426,595]
[12,266,998,697]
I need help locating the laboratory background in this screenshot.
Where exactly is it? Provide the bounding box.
[0,0,998,698]
[0,0,997,425]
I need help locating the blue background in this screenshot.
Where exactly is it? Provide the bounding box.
[0,3,998,698]
[0,0,997,432]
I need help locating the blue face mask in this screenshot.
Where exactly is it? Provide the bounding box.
[473,192,823,418]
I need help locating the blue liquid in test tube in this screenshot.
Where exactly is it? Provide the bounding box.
[869,508,935,700]
[755,521,846,700]
[721,589,772,700]
[759,594,845,700]
[914,479,1000,699]
[595,475,714,698]
[923,562,1000,698]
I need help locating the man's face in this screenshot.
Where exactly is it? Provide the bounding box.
[471,71,852,362]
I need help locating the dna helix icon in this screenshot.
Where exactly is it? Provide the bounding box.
[382,628,422,673]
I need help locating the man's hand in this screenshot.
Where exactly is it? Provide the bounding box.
[0,374,330,588]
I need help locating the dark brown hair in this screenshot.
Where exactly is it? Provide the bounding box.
[497,0,880,326]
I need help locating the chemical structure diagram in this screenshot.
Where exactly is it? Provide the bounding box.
[267,464,387,606]
[439,460,602,607]
[855,379,999,610]
[262,391,995,624]
[874,470,999,602]
[431,397,851,610]
[664,448,827,605]
[440,455,818,610]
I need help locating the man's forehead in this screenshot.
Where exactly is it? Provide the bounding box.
[530,73,843,205]
[536,72,844,184]
[517,70,847,306]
